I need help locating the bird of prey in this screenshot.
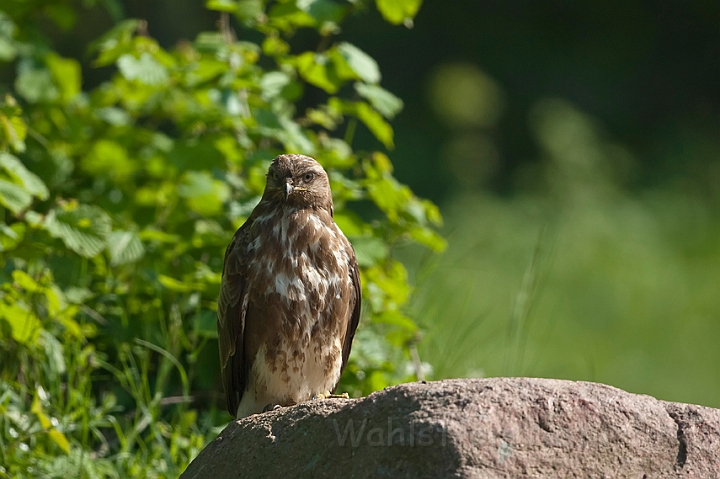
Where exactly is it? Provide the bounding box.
[217,154,361,418]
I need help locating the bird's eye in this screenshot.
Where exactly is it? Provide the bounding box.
[303,172,314,182]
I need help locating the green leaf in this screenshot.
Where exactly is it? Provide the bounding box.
[0,152,48,213]
[94,107,131,126]
[421,198,443,225]
[43,285,66,317]
[0,113,28,152]
[90,19,142,66]
[178,171,230,216]
[356,102,393,148]
[365,260,411,308]
[0,179,31,213]
[0,222,25,251]
[329,99,394,148]
[139,228,180,243]
[304,107,338,129]
[45,204,112,258]
[117,53,169,85]
[158,274,203,292]
[0,301,41,345]
[253,108,282,130]
[0,37,15,62]
[205,0,239,12]
[408,225,446,252]
[375,0,422,25]
[366,176,412,221]
[64,286,93,304]
[349,235,388,267]
[278,116,316,154]
[260,71,292,101]
[319,137,354,168]
[169,140,225,172]
[41,330,67,375]
[46,53,81,103]
[295,52,342,93]
[31,393,71,454]
[337,43,380,84]
[81,140,137,182]
[355,83,404,119]
[0,12,17,61]
[370,151,393,173]
[297,0,345,28]
[262,34,290,57]
[268,3,316,31]
[186,58,227,86]
[23,210,43,226]
[107,230,145,266]
[12,270,42,293]
[15,67,59,103]
[334,210,368,236]
[235,0,265,24]
[0,153,49,200]
[328,104,390,151]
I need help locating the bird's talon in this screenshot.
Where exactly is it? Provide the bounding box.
[312,391,349,400]
[262,404,282,412]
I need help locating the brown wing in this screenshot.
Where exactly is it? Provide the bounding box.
[217,228,250,417]
[333,243,361,392]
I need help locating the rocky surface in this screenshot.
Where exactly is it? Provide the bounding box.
[181,378,720,478]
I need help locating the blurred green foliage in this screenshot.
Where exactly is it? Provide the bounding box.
[410,97,720,409]
[0,0,443,476]
[359,1,718,412]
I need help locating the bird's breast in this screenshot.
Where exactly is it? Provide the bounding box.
[246,209,351,333]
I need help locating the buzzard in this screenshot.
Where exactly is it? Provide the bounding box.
[217,154,361,418]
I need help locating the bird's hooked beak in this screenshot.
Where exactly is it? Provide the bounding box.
[281,178,307,200]
[283,179,293,200]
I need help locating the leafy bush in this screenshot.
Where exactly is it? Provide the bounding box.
[0,0,442,476]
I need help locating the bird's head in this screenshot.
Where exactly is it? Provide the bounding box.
[261,154,333,213]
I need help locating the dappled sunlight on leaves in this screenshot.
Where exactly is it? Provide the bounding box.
[0,0,432,476]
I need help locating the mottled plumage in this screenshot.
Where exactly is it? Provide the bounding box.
[217,154,361,418]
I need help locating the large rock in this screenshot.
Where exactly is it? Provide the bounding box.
[181,378,720,478]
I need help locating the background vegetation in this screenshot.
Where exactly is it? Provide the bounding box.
[0,0,441,476]
[393,1,720,410]
[2,0,720,477]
